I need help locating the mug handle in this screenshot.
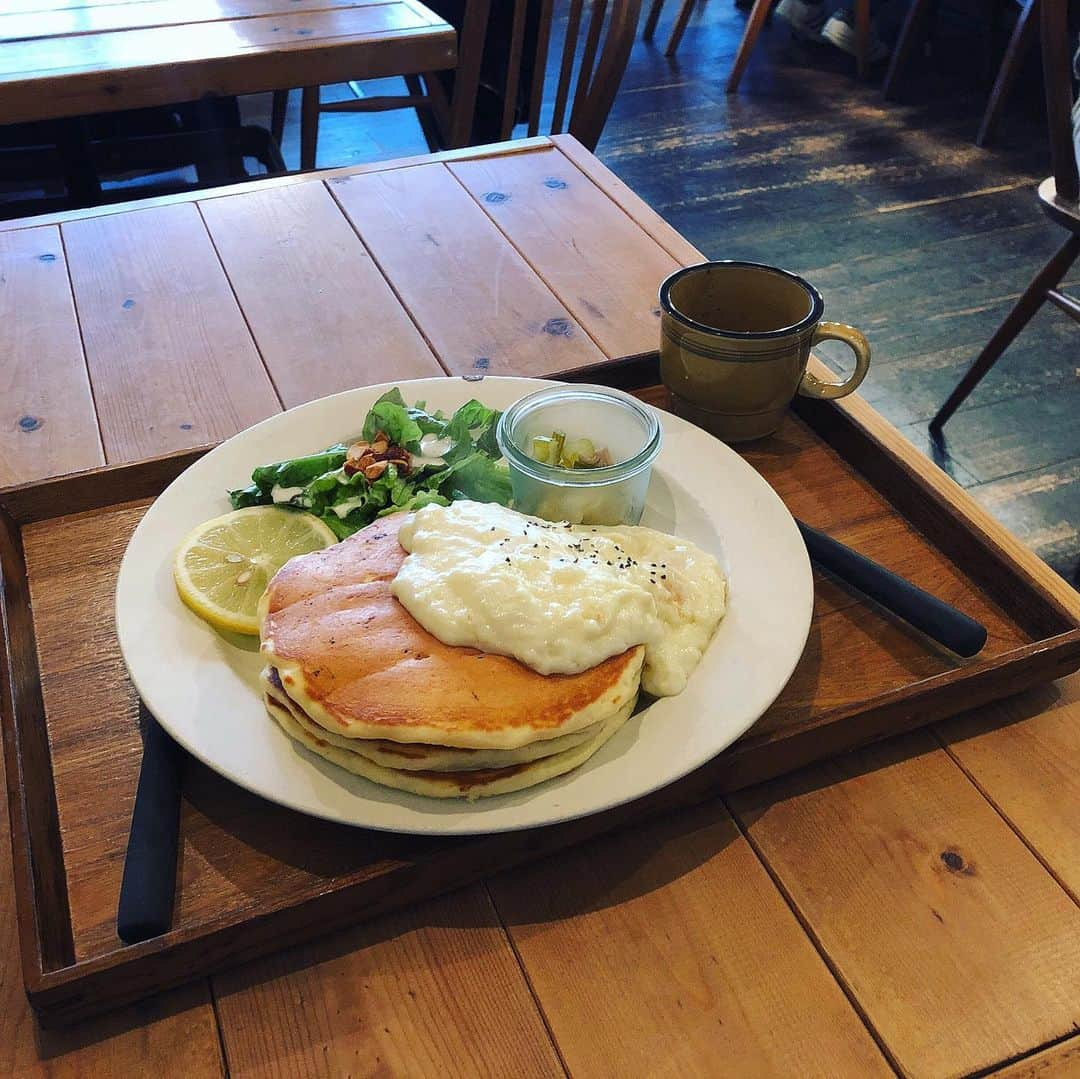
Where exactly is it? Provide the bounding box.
[797,321,871,401]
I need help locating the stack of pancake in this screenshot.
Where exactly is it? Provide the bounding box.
[259,514,643,799]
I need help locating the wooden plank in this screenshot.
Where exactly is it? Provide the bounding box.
[450,147,680,358]
[0,5,439,76]
[489,801,891,1077]
[60,202,281,463]
[0,715,224,1075]
[0,0,383,40]
[199,181,441,405]
[0,6,455,124]
[552,133,706,267]
[991,1036,1080,1077]
[329,162,606,376]
[0,227,103,485]
[0,138,555,236]
[938,674,1080,900]
[729,731,1080,1078]
[212,885,563,1078]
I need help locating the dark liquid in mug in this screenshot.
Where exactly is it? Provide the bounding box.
[667,264,815,336]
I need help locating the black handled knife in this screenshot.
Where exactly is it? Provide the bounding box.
[797,520,988,657]
[117,706,184,944]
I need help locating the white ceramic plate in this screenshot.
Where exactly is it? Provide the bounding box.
[116,377,812,835]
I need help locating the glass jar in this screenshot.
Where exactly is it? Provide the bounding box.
[496,385,662,525]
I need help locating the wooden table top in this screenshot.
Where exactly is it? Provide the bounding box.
[2,136,1079,1078]
[0,0,455,125]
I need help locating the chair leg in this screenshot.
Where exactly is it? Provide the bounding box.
[405,73,442,153]
[726,0,773,93]
[976,0,1038,147]
[854,0,871,80]
[300,86,320,170]
[643,0,665,40]
[930,234,1080,432]
[664,0,696,56]
[883,0,935,99]
[270,89,288,147]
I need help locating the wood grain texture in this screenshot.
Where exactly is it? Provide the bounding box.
[991,1036,1080,1078]
[0,138,556,237]
[0,3,455,124]
[329,162,606,376]
[213,885,563,1078]
[450,147,680,358]
[938,675,1080,900]
[60,202,281,463]
[0,227,102,486]
[552,133,705,266]
[198,180,441,404]
[0,0,388,40]
[489,801,890,1078]
[0,706,224,1077]
[730,731,1080,1078]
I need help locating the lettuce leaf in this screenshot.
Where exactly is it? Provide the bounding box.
[228,387,510,539]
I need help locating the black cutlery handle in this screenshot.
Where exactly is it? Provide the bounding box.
[797,520,988,657]
[117,711,184,944]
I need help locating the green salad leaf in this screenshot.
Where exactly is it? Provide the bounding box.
[227,389,509,539]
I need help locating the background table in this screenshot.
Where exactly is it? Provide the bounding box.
[0,0,455,125]
[1,137,1079,1078]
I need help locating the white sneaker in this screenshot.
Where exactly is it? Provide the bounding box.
[775,0,827,41]
[820,9,890,62]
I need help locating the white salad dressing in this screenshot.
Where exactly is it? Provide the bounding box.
[270,484,305,504]
[392,501,727,697]
[330,496,364,519]
[412,433,453,468]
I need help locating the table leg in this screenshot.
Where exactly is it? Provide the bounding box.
[301,86,320,170]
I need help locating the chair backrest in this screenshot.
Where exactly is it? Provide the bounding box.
[1042,0,1078,202]
[498,0,642,151]
[522,0,639,150]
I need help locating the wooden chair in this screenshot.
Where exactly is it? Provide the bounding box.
[883,0,1040,147]
[727,0,874,93]
[930,0,1078,433]
[642,0,699,56]
[281,0,641,169]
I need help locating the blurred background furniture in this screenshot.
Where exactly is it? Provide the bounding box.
[884,0,1041,145]
[642,0,700,55]
[930,0,1078,433]
[0,101,284,220]
[290,0,642,166]
[728,0,873,89]
[644,0,874,88]
[0,0,454,200]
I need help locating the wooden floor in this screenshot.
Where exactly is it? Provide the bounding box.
[249,5,1071,586]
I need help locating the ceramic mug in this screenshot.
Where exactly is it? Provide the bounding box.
[659,261,871,442]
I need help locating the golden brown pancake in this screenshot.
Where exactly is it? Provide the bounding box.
[264,681,636,800]
[261,513,644,750]
[261,666,600,771]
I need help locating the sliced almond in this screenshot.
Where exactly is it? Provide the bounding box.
[344,440,372,475]
[363,460,389,481]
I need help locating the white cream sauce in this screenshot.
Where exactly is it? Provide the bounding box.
[391,501,726,697]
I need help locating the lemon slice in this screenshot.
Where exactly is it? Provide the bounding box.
[173,507,336,635]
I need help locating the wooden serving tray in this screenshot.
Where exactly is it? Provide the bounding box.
[4,357,1080,1026]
